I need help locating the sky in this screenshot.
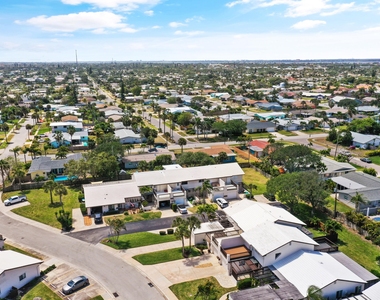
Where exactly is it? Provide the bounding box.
[1,0,380,62]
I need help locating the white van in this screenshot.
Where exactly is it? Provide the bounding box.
[215,198,228,208]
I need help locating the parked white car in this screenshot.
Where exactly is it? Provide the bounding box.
[215,198,228,208]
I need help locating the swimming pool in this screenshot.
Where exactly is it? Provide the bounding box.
[373,217,380,222]
[54,176,77,182]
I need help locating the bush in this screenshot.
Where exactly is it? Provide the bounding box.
[80,203,87,215]
[124,211,129,215]
[263,192,275,201]
[159,231,166,235]
[237,278,253,290]
[367,150,380,157]
[167,228,174,234]
[171,203,178,212]
[40,264,56,276]
[142,200,149,207]
[78,192,84,202]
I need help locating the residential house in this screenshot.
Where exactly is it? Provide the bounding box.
[320,156,356,179]
[187,145,237,163]
[256,103,283,111]
[351,132,380,149]
[253,112,286,121]
[114,129,145,144]
[219,114,252,122]
[61,115,79,122]
[83,163,244,213]
[276,119,300,131]
[332,172,380,215]
[27,153,83,180]
[50,121,83,133]
[248,140,269,158]
[0,250,43,298]
[246,120,276,133]
[47,131,88,148]
[122,149,176,169]
[357,106,380,114]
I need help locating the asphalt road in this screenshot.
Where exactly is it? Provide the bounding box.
[0,211,164,300]
[69,215,186,244]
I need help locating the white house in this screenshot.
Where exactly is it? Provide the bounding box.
[351,132,380,149]
[0,250,43,298]
[114,129,145,144]
[273,250,365,299]
[50,121,83,133]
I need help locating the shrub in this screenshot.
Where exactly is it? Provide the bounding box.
[80,203,87,215]
[167,228,174,234]
[171,203,178,212]
[142,200,149,207]
[123,211,129,215]
[78,192,84,202]
[159,231,166,235]
[237,278,253,290]
[263,192,275,201]
[367,150,380,157]
[40,264,56,276]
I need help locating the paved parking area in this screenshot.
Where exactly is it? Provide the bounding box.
[41,260,109,300]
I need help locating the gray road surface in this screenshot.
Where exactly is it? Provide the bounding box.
[0,211,164,300]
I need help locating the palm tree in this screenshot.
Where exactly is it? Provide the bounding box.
[21,148,28,163]
[306,285,324,300]
[67,125,76,152]
[53,131,64,147]
[172,217,190,257]
[247,183,258,200]
[54,183,68,206]
[13,163,25,188]
[187,216,201,249]
[178,137,187,153]
[25,124,33,140]
[1,123,9,143]
[43,180,57,205]
[197,180,213,203]
[194,117,201,140]
[0,159,10,190]
[10,146,21,163]
[350,192,367,212]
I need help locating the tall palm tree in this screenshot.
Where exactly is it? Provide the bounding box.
[350,192,367,212]
[67,125,76,152]
[0,159,10,190]
[25,124,33,140]
[10,146,21,163]
[187,216,201,249]
[43,180,57,205]
[172,217,190,257]
[197,180,213,203]
[21,148,28,163]
[54,183,68,206]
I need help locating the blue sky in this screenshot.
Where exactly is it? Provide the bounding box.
[1,0,380,61]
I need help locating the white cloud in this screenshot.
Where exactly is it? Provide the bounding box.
[169,22,187,28]
[61,0,161,10]
[22,11,126,32]
[119,27,138,33]
[152,25,161,29]
[185,16,204,23]
[144,10,154,16]
[226,0,357,17]
[92,28,107,34]
[174,30,204,36]
[291,19,326,30]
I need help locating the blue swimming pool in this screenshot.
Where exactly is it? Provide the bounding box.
[54,176,77,182]
[373,217,380,222]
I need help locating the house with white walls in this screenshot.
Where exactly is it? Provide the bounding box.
[0,250,43,298]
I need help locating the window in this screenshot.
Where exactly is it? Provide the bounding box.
[275,253,281,260]
[355,286,361,294]
[336,290,343,299]
[199,179,204,183]
[181,181,188,185]
[19,273,26,281]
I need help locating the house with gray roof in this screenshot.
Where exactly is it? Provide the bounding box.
[122,150,176,169]
[351,132,380,149]
[246,120,276,133]
[27,153,82,180]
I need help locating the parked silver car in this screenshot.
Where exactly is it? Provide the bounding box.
[62,276,89,294]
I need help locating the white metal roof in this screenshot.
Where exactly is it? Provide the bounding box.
[331,176,365,190]
[0,250,42,274]
[133,163,244,186]
[83,180,141,208]
[363,281,380,299]
[224,199,305,232]
[193,222,225,235]
[241,221,318,256]
[273,250,366,297]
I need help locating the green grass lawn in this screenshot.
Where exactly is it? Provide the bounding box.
[349,162,365,171]
[133,247,202,265]
[170,276,236,300]
[368,156,380,165]
[303,129,324,134]
[4,244,42,260]
[188,203,218,214]
[278,130,298,136]
[178,131,187,137]
[242,167,268,195]
[104,211,162,224]
[22,282,61,300]
[325,196,353,214]
[102,232,177,250]
[2,188,81,229]
[246,132,272,139]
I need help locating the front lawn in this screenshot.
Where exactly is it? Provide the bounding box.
[325,196,353,214]
[242,167,268,195]
[246,132,271,139]
[170,276,236,300]
[102,232,177,250]
[368,156,380,165]
[278,130,298,137]
[3,188,81,229]
[103,211,162,224]
[22,282,61,300]
[133,247,202,265]
[4,244,42,260]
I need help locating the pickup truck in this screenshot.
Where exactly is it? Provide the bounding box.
[4,195,27,206]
